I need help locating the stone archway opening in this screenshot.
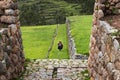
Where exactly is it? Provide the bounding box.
[0,0,90,80]
[1,0,120,80]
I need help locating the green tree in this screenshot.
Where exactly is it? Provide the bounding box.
[19,0,94,26]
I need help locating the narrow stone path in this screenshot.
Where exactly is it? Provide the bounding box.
[22,59,88,80]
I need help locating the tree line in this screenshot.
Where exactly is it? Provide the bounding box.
[18,0,94,26]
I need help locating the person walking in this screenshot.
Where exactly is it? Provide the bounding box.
[58,41,63,51]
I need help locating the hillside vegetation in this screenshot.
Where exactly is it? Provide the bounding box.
[18,0,94,25]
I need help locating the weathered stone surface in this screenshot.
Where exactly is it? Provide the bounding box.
[0,62,6,74]
[88,0,120,80]
[98,9,104,19]
[5,9,15,15]
[0,1,17,9]
[115,61,120,70]
[0,9,4,15]
[116,3,120,8]
[99,3,106,10]
[0,0,24,80]
[0,16,17,24]
[113,39,120,51]
[99,0,106,3]
[5,9,19,16]
[23,59,88,80]
[0,47,4,61]
[0,1,9,9]
[0,75,7,80]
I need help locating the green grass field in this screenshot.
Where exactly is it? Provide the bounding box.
[21,24,69,59]
[49,24,69,59]
[68,15,92,55]
[21,25,56,59]
[21,15,92,59]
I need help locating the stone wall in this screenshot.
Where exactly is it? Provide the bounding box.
[0,0,25,80]
[88,0,120,80]
[23,59,88,80]
[66,19,88,59]
[66,19,77,59]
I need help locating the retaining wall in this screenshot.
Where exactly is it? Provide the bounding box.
[66,19,76,59]
[66,19,88,59]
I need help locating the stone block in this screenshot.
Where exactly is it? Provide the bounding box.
[99,0,106,3]
[0,9,4,15]
[5,9,15,15]
[0,62,6,74]
[0,48,4,61]
[115,61,120,70]
[0,75,7,80]
[8,24,17,35]
[1,16,17,24]
[98,9,104,19]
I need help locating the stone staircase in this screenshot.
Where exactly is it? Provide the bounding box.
[22,59,88,80]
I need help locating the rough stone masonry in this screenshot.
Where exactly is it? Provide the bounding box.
[88,0,120,80]
[0,0,25,80]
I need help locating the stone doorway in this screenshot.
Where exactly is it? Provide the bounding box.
[0,0,120,80]
[0,0,89,80]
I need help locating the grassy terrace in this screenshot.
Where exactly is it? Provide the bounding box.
[21,15,92,59]
[68,15,92,55]
[21,25,56,59]
[21,24,69,59]
[49,24,69,59]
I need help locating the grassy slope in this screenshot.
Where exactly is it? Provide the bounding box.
[69,15,92,55]
[21,25,56,59]
[49,24,69,59]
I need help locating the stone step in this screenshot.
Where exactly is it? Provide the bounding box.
[22,59,88,80]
